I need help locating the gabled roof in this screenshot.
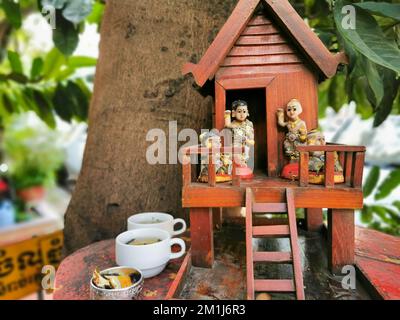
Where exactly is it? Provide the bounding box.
[183,0,348,86]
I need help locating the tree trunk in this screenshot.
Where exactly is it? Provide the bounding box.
[64,0,237,254]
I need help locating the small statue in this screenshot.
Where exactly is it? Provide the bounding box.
[307,129,326,173]
[277,99,307,161]
[198,130,232,183]
[307,129,344,184]
[224,100,255,179]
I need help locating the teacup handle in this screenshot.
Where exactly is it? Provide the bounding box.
[170,238,186,260]
[172,218,187,236]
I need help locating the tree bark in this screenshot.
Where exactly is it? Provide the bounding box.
[64,0,237,254]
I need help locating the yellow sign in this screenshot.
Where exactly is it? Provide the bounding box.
[0,231,63,300]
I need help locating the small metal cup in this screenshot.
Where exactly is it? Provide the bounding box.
[90,266,144,300]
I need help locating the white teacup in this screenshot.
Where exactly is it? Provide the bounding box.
[127,212,187,236]
[115,229,186,278]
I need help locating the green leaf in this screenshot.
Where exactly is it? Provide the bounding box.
[67,56,97,68]
[42,47,66,79]
[22,87,40,114]
[2,93,14,114]
[62,0,92,24]
[363,166,380,198]
[1,0,22,29]
[52,80,89,122]
[328,74,347,111]
[355,2,400,22]
[373,67,400,127]
[375,168,400,200]
[7,51,23,74]
[334,0,400,75]
[86,1,104,25]
[393,201,400,212]
[53,12,79,56]
[361,58,384,108]
[30,57,44,80]
[361,206,373,224]
[52,83,73,122]
[66,80,88,121]
[32,90,56,129]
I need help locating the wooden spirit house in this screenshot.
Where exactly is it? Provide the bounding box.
[180,0,366,300]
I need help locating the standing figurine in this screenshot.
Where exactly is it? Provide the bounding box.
[225,100,255,179]
[277,99,307,161]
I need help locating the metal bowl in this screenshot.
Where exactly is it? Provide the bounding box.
[90,266,144,300]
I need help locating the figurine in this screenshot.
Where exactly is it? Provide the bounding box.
[307,129,344,184]
[224,100,255,179]
[277,99,307,161]
[198,130,232,183]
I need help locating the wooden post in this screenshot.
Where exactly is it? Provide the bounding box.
[215,82,226,131]
[208,152,216,187]
[299,152,309,187]
[305,208,323,232]
[324,151,335,187]
[352,152,365,188]
[344,152,353,185]
[190,208,214,268]
[182,154,191,187]
[328,209,355,274]
[212,207,223,230]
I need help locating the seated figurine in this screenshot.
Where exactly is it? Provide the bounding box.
[224,100,255,179]
[307,129,344,184]
[198,130,232,183]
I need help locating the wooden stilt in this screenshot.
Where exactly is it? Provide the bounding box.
[328,209,355,274]
[212,208,223,230]
[190,208,214,268]
[305,208,323,231]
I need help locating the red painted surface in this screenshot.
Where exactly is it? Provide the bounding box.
[53,227,399,300]
[355,227,400,300]
[53,238,190,300]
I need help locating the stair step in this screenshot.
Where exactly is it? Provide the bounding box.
[253,251,292,263]
[253,203,287,213]
[252,225,290,237]
[254,279,295,292]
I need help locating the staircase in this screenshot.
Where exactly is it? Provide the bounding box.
[245,188,305,300]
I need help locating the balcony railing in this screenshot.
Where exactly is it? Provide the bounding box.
[181,143,366,189]
[181,145,243,187]
[296,144,366,188]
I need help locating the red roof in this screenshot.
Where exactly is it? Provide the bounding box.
[183,0,347,86]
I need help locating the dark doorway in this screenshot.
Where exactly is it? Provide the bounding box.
[226,88,267,175]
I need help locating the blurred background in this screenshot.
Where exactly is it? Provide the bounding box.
[0,0,398,299]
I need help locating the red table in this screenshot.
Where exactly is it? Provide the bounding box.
[53,238,188,300]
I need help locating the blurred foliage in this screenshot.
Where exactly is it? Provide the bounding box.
[290,0,400,126]
[362,166,400,236]
[2,112,64,190]
[0,0,104,127]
